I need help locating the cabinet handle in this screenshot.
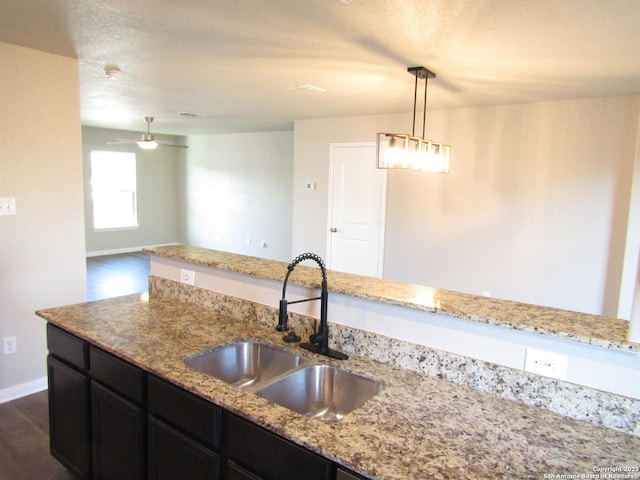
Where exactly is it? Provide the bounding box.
[330,227,338,233]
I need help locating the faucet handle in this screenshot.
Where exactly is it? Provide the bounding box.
[309,319,323,344]
[278,299,300,343]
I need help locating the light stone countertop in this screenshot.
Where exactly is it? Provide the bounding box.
[144,245,639,353]
[37,294,640,480]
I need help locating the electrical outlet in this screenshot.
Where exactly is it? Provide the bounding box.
[524,348,568,380]
[3,336,17,355]
[180,269,196,286]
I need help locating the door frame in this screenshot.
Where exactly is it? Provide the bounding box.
[326,142,387,278]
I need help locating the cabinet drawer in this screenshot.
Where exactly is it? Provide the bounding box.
[228,414,332,480]
[147,375,221,450]
[47,324,88,370]
[90,346,145,403]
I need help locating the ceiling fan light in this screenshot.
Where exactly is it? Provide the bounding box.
[138,128,158,149]
[138,141,158,150]
[107,116,188,149]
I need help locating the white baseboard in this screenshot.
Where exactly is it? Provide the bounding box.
[86,242,178,257]
[86,246,143,257]
[0,376,48,404]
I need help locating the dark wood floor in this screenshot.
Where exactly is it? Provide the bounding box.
[0,253,151,479]
[86,251,150,301]
[0,390,75,480]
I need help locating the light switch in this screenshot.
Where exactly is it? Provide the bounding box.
[0,198,16,215]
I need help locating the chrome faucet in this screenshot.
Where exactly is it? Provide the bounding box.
[277,253,348,360]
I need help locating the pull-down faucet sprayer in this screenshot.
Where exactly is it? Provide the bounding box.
[277,253,348,360]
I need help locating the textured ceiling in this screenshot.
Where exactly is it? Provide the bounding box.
[1,0,639,136]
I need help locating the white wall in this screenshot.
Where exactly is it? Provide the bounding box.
[179,131,293,261]
[0,42,86,397]
[293,96,640,317]
[82,126,182,254]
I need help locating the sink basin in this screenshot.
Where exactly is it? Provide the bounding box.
[185,340,311,392]
[186,340,383,421]
[256,364,383,421]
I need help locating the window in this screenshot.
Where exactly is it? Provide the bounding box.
[90,150,138,230]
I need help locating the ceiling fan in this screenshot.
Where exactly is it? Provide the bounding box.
[107,116,188,149]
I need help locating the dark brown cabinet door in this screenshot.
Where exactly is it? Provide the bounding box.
[91,381,145,480]
[227,462,263,480]
[47,355,91,479]
[147,416,219,480]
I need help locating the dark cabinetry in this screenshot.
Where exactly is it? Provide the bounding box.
[91,382,145,479]
[47,354,91,478]
[148,416,219,480]
[46,324,370,480]
[147,375,221,480]
[228,414,332,480]
[90,346,146,480]
[336,468,370,480]
[227,462,263,480]
[47,324,146,480]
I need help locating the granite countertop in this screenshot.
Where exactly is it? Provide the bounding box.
[37,294,640,480]
[144,245,639,353]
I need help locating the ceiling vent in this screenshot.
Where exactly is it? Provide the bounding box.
[284,84,326,93]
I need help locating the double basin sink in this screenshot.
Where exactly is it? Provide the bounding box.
[184,340,382,421]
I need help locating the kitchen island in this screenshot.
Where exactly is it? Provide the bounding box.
[38,290,640,479]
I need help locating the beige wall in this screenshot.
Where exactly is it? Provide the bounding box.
[0,42,86,394]
[292,112,409,256]
[179,131,293,261]
[294,96,640,317]
[82,126,182,254]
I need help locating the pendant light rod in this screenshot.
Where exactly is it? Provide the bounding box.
[422,71,428,138]
[412,72,418,137]
[407,66,435,139]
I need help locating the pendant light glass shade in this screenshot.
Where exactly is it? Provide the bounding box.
[376,133,450,172]
[376,67,450,173]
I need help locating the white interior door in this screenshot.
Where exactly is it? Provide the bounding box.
[327,142,387,278]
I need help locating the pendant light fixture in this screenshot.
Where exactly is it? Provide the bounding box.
[376,66,450,173]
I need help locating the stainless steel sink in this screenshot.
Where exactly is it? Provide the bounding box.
[185,340,383,420]
[184,340,312,392]
[255,364,383,421]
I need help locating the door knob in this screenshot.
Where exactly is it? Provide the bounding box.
[330,227,337,233]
